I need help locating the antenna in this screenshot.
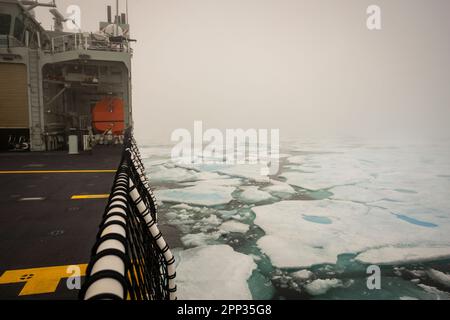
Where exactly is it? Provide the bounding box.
[107,5,112,23]
[115,0,119,36]
[126,0,129,24]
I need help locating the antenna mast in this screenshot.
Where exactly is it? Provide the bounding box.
[115,0,119,36]
[126,0,129,24]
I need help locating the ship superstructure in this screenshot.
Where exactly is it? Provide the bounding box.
[0,1,177,300]
[0,0,133,152]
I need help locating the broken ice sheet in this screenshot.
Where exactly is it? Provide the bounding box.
[176,245,256,300]
[155,185,236,207]
[252,200,450,269]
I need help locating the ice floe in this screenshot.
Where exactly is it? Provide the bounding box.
[181,232,225,247]
[216,164,271,183]
[148,165,199,183]
[304,279,344,296]
[426,269,450,288]
[263,181,296,199]
[176,245,257,300]
[141,139,450,300]
[156,185,235,206]
[181,178,243,187]
[220,221,250,234]
[417,284,450,300]
[355,246,450,265]
[253,200,450,268]
[281,169,370,191]
[292,270,314,281]
[238,187,274,204]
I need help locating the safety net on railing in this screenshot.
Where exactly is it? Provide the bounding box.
[79,129,176,300]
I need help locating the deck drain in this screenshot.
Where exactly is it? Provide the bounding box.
[50,230,65,237]
[20,274,34,280]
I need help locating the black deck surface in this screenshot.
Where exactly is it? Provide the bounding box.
[0,146,122,300]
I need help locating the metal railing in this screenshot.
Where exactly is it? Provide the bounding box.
[0,35,24,49]
[50,33,133,54]
[80,128,176,300]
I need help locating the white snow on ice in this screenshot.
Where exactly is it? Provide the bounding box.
[417,284,450,300]
[292,270,314,281]
[140,140,450,299]
[253,200,450,268]
[155,185,236,206]
[355,246,450,265]
[181,232,225,247]
[426,269,450,288]
[238,187,274,204]
[220,220,250,234]
[176,245,256,300]
[304,279,344,296]
[263,181,296,198]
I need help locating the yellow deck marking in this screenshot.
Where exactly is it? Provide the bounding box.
[71,194,110,200]
[0,264,87,296]
[0,170,116,174]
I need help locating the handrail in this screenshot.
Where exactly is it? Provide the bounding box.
[80,128,176,300]
[0,35,24,48]
[49,32,133,54]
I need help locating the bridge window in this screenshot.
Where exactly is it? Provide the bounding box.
[0,14,11,35]
[13,17,25,41]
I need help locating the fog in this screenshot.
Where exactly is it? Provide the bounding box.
[36,0,450,143]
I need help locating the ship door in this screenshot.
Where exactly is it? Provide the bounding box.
[0,63,30,151]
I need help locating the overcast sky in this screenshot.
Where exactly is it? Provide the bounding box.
[36,0,450,143]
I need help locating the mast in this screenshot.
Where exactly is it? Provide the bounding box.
[115,0,119,36]
[126,0,129,24]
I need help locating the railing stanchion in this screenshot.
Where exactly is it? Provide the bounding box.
[80,128,176,301]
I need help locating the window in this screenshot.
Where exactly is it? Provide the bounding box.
[13,17,24,41]
[0,14,11,35]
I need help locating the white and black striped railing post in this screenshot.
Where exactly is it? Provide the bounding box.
[80,128,177,300]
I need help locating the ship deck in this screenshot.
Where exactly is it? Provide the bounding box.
[0,146,142,299]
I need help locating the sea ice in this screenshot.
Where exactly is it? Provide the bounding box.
[281,170,370,191]
[181,178,243,187]
[148,165,199,183]
[292,270,314,281]
[417,284,450,300]
[355,246,450,265]
[176,245,257,300]
[330,185,389,203]
[253,200,450,268]
[220,221,250,234]
[238,187,274,204]
[304,279,344,296]
[216,164,271,183]
[156,185,235,206]
[263,181,296,198]
[426,269,450,288]
[400,296,419,300]
[181,232,224,247]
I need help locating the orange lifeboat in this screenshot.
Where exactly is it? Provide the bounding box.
[92,97,125,135]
